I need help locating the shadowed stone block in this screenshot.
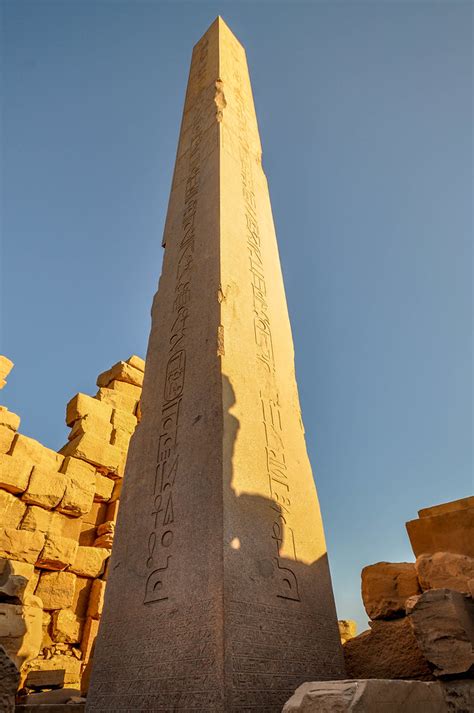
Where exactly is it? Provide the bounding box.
[87,16,344,712]
[282,680,447,712]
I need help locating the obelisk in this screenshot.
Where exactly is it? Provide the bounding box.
[87,17,344,712]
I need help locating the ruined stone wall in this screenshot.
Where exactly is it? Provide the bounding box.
[0,354,143,697]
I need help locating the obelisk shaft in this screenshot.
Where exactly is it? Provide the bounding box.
[87,18,344,712]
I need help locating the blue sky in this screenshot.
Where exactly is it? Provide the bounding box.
[1,0,472,632]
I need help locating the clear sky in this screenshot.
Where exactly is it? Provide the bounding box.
[1,0,472,632]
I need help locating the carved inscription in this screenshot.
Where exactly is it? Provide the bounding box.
[230,51,300,602]
[144,37,209,605]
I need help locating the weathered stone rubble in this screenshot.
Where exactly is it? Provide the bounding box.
[285,495,474,711]
[0,355,143,700]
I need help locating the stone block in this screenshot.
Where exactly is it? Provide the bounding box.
[65,393,112,428]
[338,620,357,644]
[361,562,421,620]
[0,489,27,527]
[81,501,107,527]
[71,577,92,618]
[20,505,53,533]
[110,427,131,452]
[0,454,32,494]
[35,571,76,610]
[442,680,474,712]
[70,546,110,578]
[96,387,138,414]
[0,427,15,455]
[96,360,144,388]
[80,616,99,662]
[0,407,20,432]
[22,466,68,509]
[406,507,474,558]
[86,579,105,620]
[56,457,95,517]
[111,408,137,434]
[0,644,19,713]
[406,588,474,677]
[419,496,474,519]
[94,473,114,502]
[126,354,145,372]
[51,609,83,644]
[0,454,34,495]
[415,552,474,594]
[105,500,119,523]
[282,679,446,713]
[36,534,78,571]
[0,357,14,389]
[106,379,142,400]
[0,595,43,668]
[343,617,433,680]
[0,528,45,564]
[60,455,96,480]
[78,525,96,547]
[10,434,63,471]
[49,511,82,541]
[59,434,124,477]
[93,533,113,549]
[0,559,39,602]
[68,413,113,443]
[24,654,81,687]
[110,479,122,502]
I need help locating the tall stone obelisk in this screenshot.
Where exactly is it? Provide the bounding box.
[87,17,344,712]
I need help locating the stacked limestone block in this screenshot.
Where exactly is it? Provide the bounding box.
[344,496,474,685]
[0,355,144,698]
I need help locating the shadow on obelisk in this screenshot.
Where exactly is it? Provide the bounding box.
[220,373,345,683]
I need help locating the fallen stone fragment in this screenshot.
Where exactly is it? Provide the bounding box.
[0,644,19,713]
[51,609,83,644]
[282,679,446,712]
[24,653,81,687]
[406,588,474,677]
[361,562,421,620]
[343,617,433,680]
[416,552,474,594]
[35,571,77,610]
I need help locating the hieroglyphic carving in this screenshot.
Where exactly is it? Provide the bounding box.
[230,50,300,602]
[144,38,209,605]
